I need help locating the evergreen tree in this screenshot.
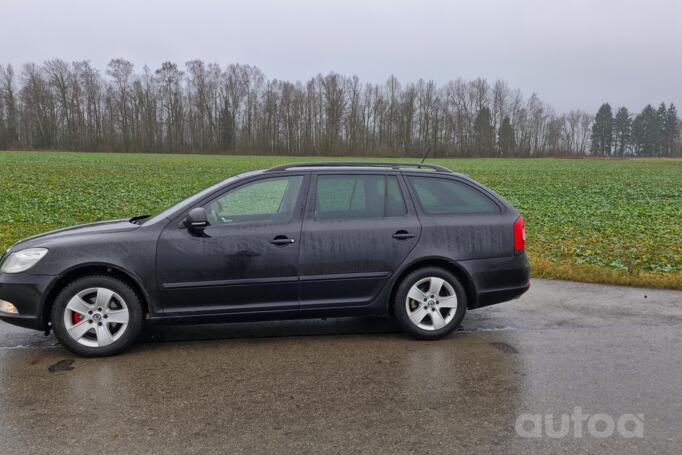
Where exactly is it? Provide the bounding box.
[631,113,643,156]
[663,103,679,156]
[656,103,668,154]
[591,103,613,156]
[474,107,495,156]
[613,107,631,156]
[631,105,659,156]
[497,115,516,156]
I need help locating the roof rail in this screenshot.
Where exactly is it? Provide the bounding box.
[266,161,452,173]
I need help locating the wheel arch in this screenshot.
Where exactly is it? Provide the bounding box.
[42,263,152,329]
[388,257,478,311]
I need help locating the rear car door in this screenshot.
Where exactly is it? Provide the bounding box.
[405,174,510,259]
[298,172,421,308]
[156,174,308,315]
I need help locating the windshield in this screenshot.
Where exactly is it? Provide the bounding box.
[143,176,241,225]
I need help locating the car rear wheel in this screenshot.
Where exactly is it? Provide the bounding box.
[393,267,466,340]
[51,275,143,357]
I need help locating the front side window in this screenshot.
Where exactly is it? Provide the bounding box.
[204,176,304,225]
[315,174,407,219]
[408,176,500,215]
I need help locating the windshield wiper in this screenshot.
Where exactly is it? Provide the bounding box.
[129,215,150,225]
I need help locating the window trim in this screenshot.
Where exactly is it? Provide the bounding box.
[308,172,408,221]
[405,174,504,216]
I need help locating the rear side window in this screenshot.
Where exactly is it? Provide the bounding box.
[315,174,407,219]
[408,176,500,215]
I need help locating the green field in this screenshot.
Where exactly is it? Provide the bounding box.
[1,151,680,289]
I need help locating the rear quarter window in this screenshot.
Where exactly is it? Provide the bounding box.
[408,176,500,215]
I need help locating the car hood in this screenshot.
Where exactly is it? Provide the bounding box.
[7,219,139,252]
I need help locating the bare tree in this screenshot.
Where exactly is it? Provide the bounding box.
[106,59,134,150]
[0,64,19,147]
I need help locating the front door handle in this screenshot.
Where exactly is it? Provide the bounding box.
[270,235,296,246]
[392,230,416,240]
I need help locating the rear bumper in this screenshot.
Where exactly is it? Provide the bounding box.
[476,282,530,308]
[460,254,531,309]
[0,273,55,330]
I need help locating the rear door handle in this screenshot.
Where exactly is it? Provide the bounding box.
[270,235,296,246]
[392,230,416,240]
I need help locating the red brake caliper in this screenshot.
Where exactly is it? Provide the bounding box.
[72,312,81,324]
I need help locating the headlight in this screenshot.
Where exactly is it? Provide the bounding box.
[0,248,49,273]
[0,300,18,314]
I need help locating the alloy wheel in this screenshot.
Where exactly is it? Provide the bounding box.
[63,287,130,347]
[404,276,458,331]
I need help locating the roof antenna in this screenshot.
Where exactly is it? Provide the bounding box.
[420,147,432,165]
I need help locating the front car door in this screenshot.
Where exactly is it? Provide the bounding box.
[298,172,421,309]
[156,173,309,315]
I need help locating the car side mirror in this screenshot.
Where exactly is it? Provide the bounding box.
[185,207,210,231]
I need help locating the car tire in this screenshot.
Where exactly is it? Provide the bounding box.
[393,267,467,340]
[51,275,143,357]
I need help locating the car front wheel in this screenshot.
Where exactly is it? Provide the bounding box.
[393,267,466,340]
[51,275,143,357]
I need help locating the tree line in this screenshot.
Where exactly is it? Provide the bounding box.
[591,103,679,156]
[0,59,679,157]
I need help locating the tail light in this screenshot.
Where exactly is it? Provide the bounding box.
[513,216,525,253]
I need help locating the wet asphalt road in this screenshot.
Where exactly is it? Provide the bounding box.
[0,279,681,454]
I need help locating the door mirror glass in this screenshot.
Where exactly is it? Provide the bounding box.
[185,207,210,231]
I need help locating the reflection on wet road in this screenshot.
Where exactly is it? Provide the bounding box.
[0,279,681,454]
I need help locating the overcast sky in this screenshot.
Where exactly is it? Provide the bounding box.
[2,0,681,113]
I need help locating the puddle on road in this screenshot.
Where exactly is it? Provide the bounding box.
[48,359,75,372]
[490,342,519,354]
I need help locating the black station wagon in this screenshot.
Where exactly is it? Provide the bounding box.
[0,162,530,356]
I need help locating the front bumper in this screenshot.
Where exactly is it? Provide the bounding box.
[0,273,55,330]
